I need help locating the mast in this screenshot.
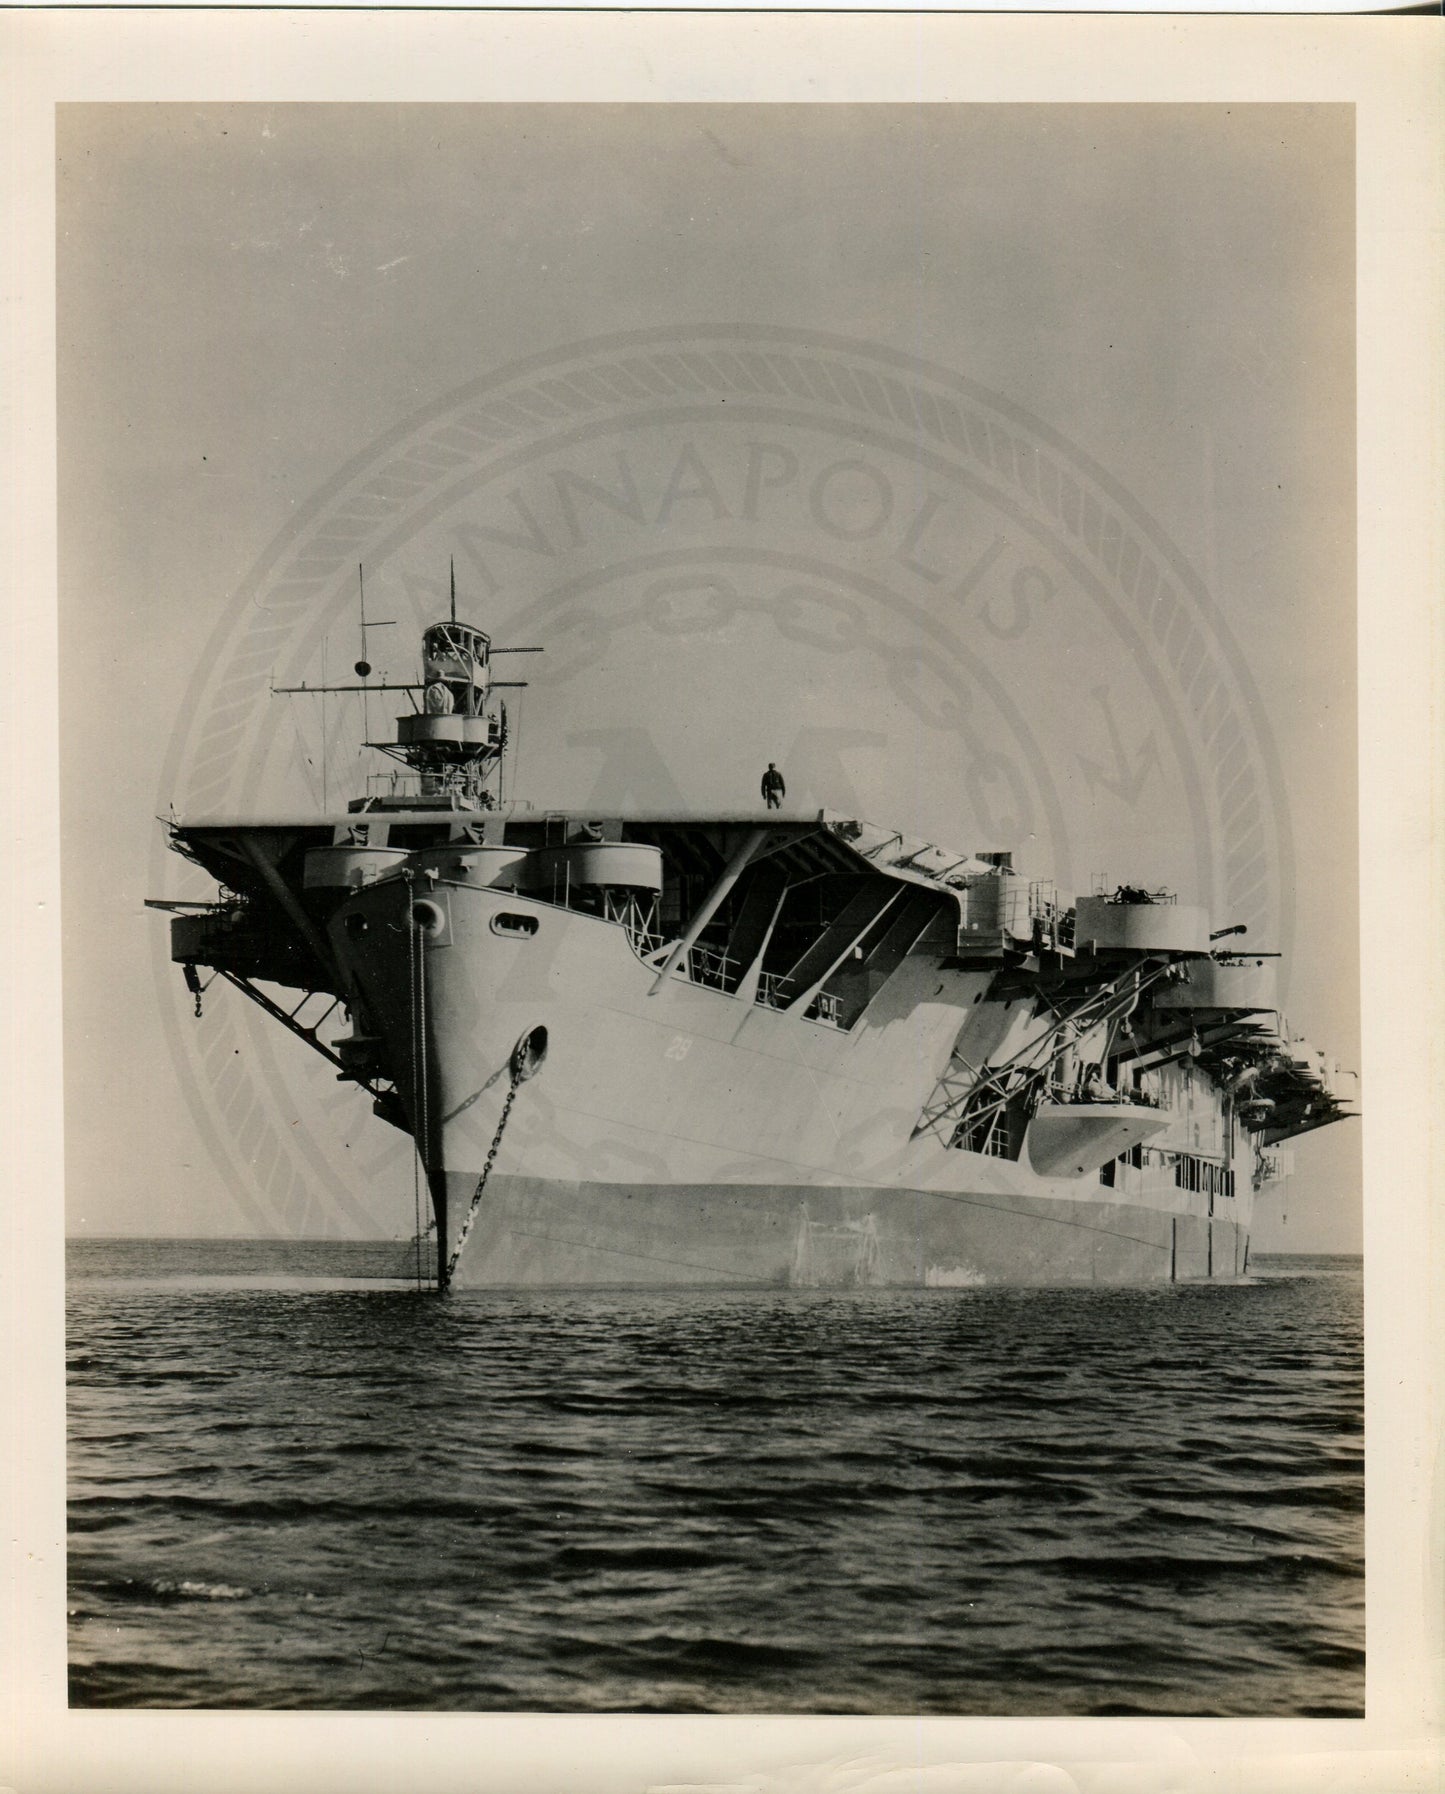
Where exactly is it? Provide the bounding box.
[272,564,543,812]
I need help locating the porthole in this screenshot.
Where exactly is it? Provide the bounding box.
[344,912,369,938]
[491,912,539,938]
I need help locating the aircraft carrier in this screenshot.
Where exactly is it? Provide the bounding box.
[155,593,1357,1288]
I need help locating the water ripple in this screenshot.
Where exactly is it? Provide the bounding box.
[66,1242,1363,1714]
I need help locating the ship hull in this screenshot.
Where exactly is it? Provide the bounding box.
[324,871,1255,1289]
[439,1168,1249,1289]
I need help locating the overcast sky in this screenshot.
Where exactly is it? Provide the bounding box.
[58,102,1359,1248]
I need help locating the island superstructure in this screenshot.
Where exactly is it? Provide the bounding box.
[155,600,1357,1289]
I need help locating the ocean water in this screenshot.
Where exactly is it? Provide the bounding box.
[67,1240,1363,1714]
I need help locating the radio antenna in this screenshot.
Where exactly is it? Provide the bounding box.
[321,636,328,812]
[354,562,396,744]
[450,556,458,624]
[357,565,369,744]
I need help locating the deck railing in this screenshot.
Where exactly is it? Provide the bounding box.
[686,942,737,992]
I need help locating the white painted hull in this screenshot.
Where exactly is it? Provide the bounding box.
[332,875,1255,1288]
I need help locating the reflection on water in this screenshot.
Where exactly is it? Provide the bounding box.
[67,1240,1363,1713]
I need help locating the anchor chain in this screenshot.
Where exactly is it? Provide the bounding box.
[442,1074,520,1287]
[441,1026,546,1288]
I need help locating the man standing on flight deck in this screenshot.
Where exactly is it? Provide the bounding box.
[761,763,786,809]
